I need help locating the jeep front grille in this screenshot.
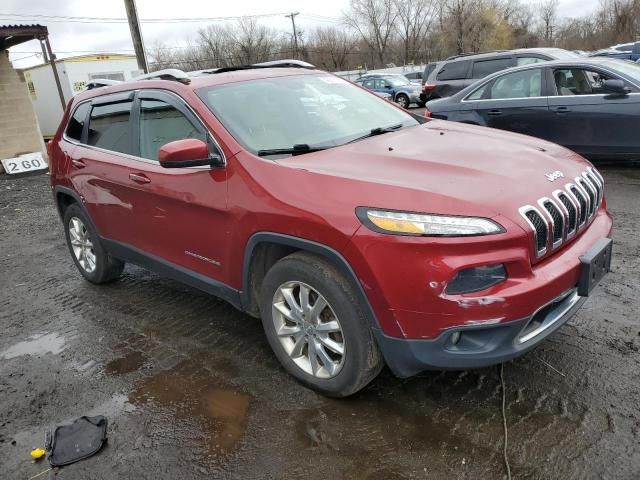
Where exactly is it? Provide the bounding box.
[555,191,577,236]
[541,199,563,245]
[519,169,604,259]
[520,207,548,255]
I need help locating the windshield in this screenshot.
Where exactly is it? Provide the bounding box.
[198,74,417,154]
[601,59,640,83]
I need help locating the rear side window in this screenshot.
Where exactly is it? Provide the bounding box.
[471,58,514,78]
[87,101,133,154]
[436,60,471,81]
[65,103,90,142]
[423,63,437,79]
[490,69,543,99]
[139,99,205,161]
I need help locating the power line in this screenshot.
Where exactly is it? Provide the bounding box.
[0,12,288,24]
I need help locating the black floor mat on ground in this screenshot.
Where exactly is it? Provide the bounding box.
[46,416,108,467]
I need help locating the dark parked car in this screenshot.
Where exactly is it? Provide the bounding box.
[589,42,640,61]
[420,48,580,103]
[355,74,424,108]
[425,58,640,160]
[403,71,424,84]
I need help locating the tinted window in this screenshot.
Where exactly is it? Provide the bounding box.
[553,68,612,96]
[436,60,471,81]
[490,69,543,99]
[471,58,514,78]
[362,79,375,89]
[65,103,90,142]
[87,102,132,154]
[517,57,546,66]
[423,63,437,79]
[139,99,205,161]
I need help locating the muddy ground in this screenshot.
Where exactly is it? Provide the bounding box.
[0,167,639,480]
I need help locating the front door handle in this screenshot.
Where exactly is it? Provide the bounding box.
[553,106,570,114]
[71,159,86,169]
[129,173,151,184]
[487,109,502,116]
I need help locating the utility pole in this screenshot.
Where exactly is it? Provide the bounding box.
[123,0,148,73]
[285,12,300,59]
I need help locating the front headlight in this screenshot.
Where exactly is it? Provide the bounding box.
[356,208,504,236]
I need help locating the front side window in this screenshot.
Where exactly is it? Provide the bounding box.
[489,69,543,99]
[66,102,90,142]
[553,68,612,96]
[471,58,514,78]
[87,101,133,154]
[198,74,417,154]
[139,99,205,161]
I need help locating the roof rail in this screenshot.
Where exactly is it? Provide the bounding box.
[252,59,315,68]
[445,50,510,61]
[134,68,191,84]
[210,59,316,74]
[86,79,122,90]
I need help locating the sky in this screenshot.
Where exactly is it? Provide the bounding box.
[3,0,601,69]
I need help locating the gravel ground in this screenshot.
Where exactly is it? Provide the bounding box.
[0,165,639,480]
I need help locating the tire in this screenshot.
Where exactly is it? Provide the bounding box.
[395,94,410,109]
[63,203,124,284]
[259,252,383,397]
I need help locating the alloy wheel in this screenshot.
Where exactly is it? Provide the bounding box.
[272,281,345,379]
[69,217,96,273]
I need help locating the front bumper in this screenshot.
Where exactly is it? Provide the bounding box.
[375,287,586,377]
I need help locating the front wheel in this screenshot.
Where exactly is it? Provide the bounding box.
[395,94,410,109]
[259,252,383,397]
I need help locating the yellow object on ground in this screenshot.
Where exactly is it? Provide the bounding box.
[30,448,46,460]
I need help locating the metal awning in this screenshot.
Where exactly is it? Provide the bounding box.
[0,24,48,50]
[0,24,65,108]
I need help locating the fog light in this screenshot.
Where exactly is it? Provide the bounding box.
[450,331,461,345]
[445,264,507,295]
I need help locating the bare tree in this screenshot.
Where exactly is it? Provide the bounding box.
[393,0,437,65]
[344,0,397,66]
[308,27,358,70]
[539,0,559,46]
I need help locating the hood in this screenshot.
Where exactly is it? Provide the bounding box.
[279,120,592,221]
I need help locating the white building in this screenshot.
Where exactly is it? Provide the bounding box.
[21,54,141,137]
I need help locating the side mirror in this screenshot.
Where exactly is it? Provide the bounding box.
[602,79,629,95]
[158,138,223,168]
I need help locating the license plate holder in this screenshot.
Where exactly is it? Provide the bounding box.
[578,238,612,297]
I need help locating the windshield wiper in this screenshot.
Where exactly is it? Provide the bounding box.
[257,144,330,157]
[345,124,403,145]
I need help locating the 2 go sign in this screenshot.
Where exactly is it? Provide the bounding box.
[1,153,48,175]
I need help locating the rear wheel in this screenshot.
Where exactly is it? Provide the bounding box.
[259,252,383,397]
[395,93,410,109]
[63,203,124,284]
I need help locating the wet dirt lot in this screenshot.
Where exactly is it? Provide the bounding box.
[1,167,639,479]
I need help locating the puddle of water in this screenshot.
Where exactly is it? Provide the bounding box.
[106,350,146,375]
[1,332,66,359]
[129,357,251,456]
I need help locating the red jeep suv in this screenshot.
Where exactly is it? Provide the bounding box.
[49,61,613,397]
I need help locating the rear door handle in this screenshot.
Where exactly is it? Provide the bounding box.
[71,159,86,169]
[553,106,570,114]
[487,109,502,116]
[129,173,151,184]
